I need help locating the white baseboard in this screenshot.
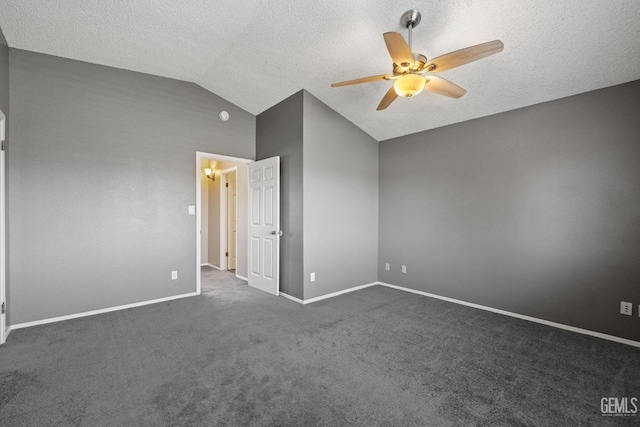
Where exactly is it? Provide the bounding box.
[8,277,638,349]
[304,282,378,304]
[5,326,10,341]
[377,282,640,349]
[281,282,378,305]
[280,292,304,304]
[236,274,248,281]
[10,292,198,331]
[280,280,640,348]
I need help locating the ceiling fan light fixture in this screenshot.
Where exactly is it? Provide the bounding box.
[330,9,504,110]
[393,74,425,98]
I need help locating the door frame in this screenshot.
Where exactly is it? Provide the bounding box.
[0,110,6,344]
[219,167,237,271]
[195,151,251,295]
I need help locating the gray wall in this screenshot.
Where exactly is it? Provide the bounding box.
[0,29,7,118]
[379,80,640,342]
[9,49,255,325]
[256,92,304,299]
[303,92,378,299]
[0,28,8,324]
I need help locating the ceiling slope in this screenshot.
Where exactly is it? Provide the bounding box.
[0,0,639,141]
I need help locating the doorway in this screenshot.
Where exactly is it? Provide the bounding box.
[195,152,282,298]
[195,152,251,295]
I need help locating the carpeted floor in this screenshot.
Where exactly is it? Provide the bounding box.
[1,267,639,426]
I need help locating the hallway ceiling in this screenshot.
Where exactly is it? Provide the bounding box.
[0,0,639,141]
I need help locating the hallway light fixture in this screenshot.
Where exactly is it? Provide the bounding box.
[204,168,216,181]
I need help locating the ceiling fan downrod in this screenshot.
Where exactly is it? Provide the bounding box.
[400,9,421,51]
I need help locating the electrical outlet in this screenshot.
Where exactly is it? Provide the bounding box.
[385,263,390,271]
[310,272,315,282]
[401,265,407,274]
[171,271,178,280]
[620,301,632,316]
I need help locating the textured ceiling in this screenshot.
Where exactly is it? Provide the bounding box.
[0,0,639,141]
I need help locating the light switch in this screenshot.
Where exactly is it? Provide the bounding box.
[188,205,195,215]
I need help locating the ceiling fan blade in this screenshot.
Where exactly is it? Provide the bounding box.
[383,32,414,66]
[425,40,504,72]
[424,76,466,98]
[331,74,393,87]
[376,86,399,111]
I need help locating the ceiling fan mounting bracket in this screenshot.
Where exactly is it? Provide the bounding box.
[400,10,421,29]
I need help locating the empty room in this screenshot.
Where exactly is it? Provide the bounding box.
[0,1,639,425]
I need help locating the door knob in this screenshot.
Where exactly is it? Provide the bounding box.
[271,230,283,236]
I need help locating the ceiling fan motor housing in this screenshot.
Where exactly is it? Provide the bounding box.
[393,53,428,75]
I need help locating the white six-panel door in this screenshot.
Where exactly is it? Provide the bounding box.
[248,156,280,296]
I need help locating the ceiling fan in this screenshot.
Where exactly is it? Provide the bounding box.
[331,10,504,110]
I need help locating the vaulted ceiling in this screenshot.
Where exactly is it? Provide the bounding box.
[1,0,639,141]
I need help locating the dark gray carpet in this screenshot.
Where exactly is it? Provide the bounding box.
[1,267,639,426]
